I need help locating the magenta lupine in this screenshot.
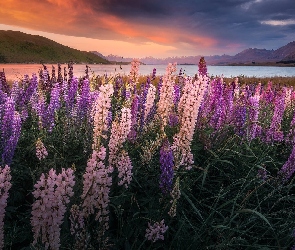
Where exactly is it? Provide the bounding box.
[159,138,174,194]
[0,165,12,250]
[145,220,168,243]
[35,138,48,161]
[31,168,75,250]
[157,63,177,128]
[172,76,208,169]
[81,147,113,235]
[278,144,295,182]
[173,84,181,107]
[265,88,286,143]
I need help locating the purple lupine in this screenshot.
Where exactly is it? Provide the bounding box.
[0,71,9,94]
[198,56,208,77]
[287,109,295,144]
[44,83,61,132]
[265,88,286,143]
[173,84,181,107]
[247,95,262,141]
[168,113,179,127]
[1,97,22,165]
[2,111,21,165]
[114,76,123,98]
[65,77,79,115]
[77,79,91,120]
[278,144,295,182]
[128,95,139,142]
[159,138,174,194]
[210,78,224,130]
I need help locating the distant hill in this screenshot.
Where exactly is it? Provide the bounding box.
[94,41,295,66]
[0,30,110,64]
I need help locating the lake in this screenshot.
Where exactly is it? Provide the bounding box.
[1,64,295,81]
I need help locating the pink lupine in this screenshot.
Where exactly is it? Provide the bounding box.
[157,63,177,128]
[35,138,48,161]
[172,75,208,169]
[92,83,114,150]
[31,168,75,250]
[109,107,132,166]
[0,165,12,250]
[108,108,133,188]
[81,146,113,235]
[116,150,133,188]
[145,220,168,243]
[144,84,156,122]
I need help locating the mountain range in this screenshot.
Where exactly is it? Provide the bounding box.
[0,30,294,66]
[92,42,295,66]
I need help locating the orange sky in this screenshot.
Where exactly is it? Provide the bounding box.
[0,0,294,58]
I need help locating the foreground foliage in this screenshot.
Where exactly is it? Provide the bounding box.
[0,60,295,249]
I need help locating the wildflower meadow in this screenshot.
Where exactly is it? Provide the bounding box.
[0,58,295,249]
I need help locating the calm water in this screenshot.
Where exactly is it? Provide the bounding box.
[1,64,295,81]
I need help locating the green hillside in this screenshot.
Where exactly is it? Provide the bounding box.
[0,30,110,64]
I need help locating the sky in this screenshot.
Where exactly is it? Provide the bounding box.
[0,0,294,58]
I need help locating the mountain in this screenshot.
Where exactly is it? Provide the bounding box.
[96,42,295,66]
[0,30,110,64]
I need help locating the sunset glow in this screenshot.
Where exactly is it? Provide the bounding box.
[0,0,294,58]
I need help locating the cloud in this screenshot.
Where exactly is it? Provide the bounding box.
[0,0,294,56]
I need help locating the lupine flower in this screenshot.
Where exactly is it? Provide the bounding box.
[76,79,91,121]
[0,165,12,250]
[31,168,75,250]
[81,147,113,236]
[138,78,150,132]
[157,63,177,128]
[168,177,181,217]
[247,94,262,141]
[128,95,139,142]
[92,83,114,150]
[1,97,22,165]
[117,150,133,188]
[35,138,48,161]
[168,113,179,127]
[265,88,286,143]
[65,77,79,115]
[198,56,208,77]
[143,83,156,123]
[159,138,174,194]
[172,76,208,169]
[44,83,61,132]
[278,144,295,182]
[145,220,168,243]
[0,71,9,94]
[109,107,132,164]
